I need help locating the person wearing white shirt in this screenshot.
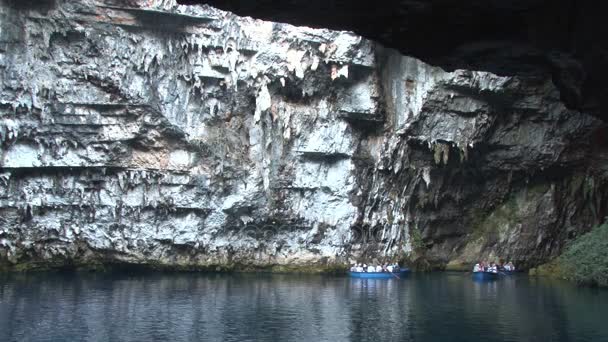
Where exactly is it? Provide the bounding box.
[473,263,481,272]
[375,265,383,272]
[387,265,394,273]
[367,265,375,272]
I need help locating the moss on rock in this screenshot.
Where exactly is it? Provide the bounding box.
[0,258,351,275]
[529,259,566,278]
[558,223,608,287]
[532,223,608,287]
[444,261,470,272]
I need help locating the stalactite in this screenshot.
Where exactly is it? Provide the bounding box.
[0,172,10,187]
[0,0,603,272]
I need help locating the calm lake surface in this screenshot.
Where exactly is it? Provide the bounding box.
[1,272,607,342]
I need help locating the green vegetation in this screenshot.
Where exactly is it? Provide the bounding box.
[466,193,521,247]
[409,227,424,250]
[558,223,608,287]
[466,183,550,255]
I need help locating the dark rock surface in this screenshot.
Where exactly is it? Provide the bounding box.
[0,0,606,271]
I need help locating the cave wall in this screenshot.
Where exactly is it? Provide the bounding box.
[0,0,606,270]
[189,0,608,122]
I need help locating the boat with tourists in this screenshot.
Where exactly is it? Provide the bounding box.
[472,271,499,281]
[348,268,411,279]
[348,263,410,279]
[471,261,516,280]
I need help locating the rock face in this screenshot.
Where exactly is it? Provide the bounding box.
[0,0,606,270]
[188,0,608,123]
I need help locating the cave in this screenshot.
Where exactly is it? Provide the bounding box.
[0,0,606,275]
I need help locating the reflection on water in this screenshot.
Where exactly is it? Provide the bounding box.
[0,272,607,342]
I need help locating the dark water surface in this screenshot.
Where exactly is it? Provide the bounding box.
[1,272,607,342]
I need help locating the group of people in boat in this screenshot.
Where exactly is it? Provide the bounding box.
[350,262,401,273]
[473,261,515,273]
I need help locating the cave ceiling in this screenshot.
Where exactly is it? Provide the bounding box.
[178,0,608,121]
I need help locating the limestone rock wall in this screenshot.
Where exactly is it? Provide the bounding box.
[0,0,606,270]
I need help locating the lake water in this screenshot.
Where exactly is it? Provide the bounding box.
[1,272,607,341]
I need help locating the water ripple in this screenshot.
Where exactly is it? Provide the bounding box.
[0,273,606,342]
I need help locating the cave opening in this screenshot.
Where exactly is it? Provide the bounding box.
[179,0,608,121]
